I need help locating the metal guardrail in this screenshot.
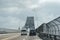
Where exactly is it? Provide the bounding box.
[40,32,60,36]
[38,32,60,40]
[36,17,60,40]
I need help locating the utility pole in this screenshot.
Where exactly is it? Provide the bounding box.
[18,27,20,30]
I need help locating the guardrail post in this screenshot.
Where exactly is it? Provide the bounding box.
[47,34,49,38]
[49,35,51,38]
[50,35,54,40]
[54,35,57,40]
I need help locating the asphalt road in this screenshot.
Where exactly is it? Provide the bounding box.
[0,33,42,40]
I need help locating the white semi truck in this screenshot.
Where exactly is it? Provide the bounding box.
[21,28,28,35]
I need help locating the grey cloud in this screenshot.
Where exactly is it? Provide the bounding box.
[0,0,39,8]
[0,0,60,29]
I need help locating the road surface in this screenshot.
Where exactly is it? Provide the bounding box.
[0,33,42,40]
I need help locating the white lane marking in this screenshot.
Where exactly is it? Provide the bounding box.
[35,39,42,40]
[23,39,25,40]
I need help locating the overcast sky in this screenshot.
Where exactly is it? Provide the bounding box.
[0,0,60,29]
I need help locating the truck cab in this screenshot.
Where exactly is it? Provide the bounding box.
[21,28,28,35]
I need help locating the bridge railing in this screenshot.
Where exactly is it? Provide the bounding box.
[36,17,60,40]
[36,23,60,40]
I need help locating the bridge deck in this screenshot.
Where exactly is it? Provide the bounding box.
[0,33,42,40]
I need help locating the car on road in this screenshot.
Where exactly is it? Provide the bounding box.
[29,30,36,36]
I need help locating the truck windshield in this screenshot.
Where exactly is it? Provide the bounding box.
[21,30,26,32]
